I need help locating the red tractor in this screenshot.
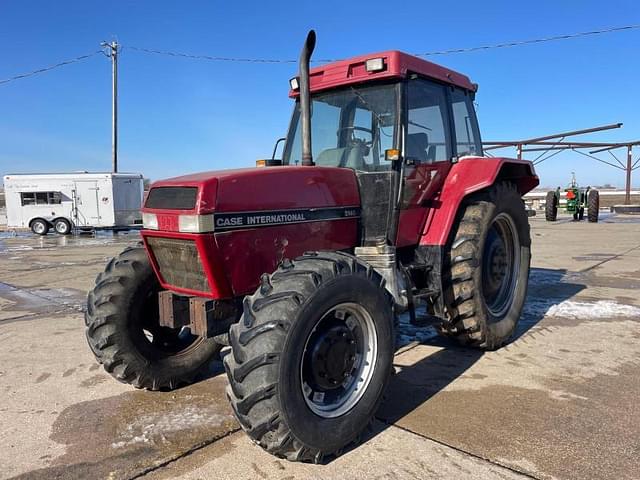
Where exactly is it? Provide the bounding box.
[85,31,538,462]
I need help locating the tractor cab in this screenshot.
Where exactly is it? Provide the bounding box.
[280,50,482,248]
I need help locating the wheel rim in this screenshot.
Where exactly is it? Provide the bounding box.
[56,221,68,233]
[481,213,520,318]
[33,222,46,234]
[300,302,377,418]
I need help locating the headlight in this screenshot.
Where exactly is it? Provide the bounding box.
[142,212,158,230]
[178,214,215,233]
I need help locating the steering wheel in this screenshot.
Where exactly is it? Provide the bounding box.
[337,126,374,147]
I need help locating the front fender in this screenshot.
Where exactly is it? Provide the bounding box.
[419,157,539,246]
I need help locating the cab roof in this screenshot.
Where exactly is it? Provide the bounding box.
[290,50,477,97]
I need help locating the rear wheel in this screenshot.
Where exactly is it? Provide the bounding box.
[440,182,531,350]
[545,191,557,221]
[588,190,599,222]
[85,246,222,390]
[54,218,72,235]
[224,252,394,462]
[30,218,49,235]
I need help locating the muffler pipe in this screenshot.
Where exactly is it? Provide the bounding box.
[299,30,316,166]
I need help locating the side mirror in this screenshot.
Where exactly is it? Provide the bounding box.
[272,137,286,160]
[256,137,287,167]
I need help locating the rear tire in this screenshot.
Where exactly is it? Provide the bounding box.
[85,246,222,390]
[54,218,72,235]
[30,218,49,235]
[545,191,557,221]
[440,182,531,350]
[588,190,599,222]
[224,252,394,462]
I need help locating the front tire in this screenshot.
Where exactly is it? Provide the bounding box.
[440,182,531,350]
[224,252,394,462]
[85,246,222,390]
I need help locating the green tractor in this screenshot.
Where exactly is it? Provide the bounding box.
[545,173,599,222]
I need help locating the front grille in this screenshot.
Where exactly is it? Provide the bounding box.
[146,237,210,292]
[145,187,198,210]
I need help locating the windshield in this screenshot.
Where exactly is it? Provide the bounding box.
[283,84,398,171]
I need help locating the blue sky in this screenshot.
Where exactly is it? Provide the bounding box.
[1,0,638,188]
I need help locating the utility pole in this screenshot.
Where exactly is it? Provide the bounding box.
[102,41,119,173]
[626,145,633,205]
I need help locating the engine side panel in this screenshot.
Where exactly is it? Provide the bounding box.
[142,166,362,298]
[215,219,358,296]
[420,157,538,246]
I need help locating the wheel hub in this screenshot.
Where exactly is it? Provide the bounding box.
[300,303,378,418]
[486,240,507,287]
[481,213,521,317]
[309,324,357,390]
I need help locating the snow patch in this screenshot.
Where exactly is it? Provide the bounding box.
[546,300,640,319]
[111,406,227,449]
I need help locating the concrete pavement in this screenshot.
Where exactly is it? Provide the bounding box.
[1,214,639,479]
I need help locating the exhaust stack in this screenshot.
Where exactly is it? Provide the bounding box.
[299,30,316,166]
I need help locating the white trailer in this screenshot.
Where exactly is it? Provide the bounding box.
[3,172,144,235]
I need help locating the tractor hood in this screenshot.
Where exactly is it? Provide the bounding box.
[142,166,361,233]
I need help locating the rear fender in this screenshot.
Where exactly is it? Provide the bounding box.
[419,157,539,246]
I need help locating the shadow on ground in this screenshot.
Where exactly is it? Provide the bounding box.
[373,267,586,442]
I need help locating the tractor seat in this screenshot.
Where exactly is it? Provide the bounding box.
[406,133,436,163]
[315,147,346,167]
[316,146,366,170]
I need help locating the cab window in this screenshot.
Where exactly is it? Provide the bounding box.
[450,88,482,157]
[406,78,451,164]
[284,83,398,172]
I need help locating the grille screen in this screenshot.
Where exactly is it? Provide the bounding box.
[146,187,198,210]
[146,237,210,292]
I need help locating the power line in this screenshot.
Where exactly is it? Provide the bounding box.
[0,50,103,85]
[414,23,640,56]
[128,23,640,64]
[126,45,300,64]
[1,23,639,85]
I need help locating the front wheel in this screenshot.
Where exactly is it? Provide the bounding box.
[224,252,394,462]
[440,182,531,350]
[85,246,222,390]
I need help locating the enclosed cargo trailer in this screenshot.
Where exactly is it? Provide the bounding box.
[3,172,144,235]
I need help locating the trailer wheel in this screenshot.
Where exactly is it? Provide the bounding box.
[30,218,49,236]
[545,191,557,221]
[85,246,222,390]
[53,218,72,235]
[588,190,599,223]
[224,252,394,462]
[440,182,531,350]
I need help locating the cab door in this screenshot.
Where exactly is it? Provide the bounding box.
[396,78,453,246]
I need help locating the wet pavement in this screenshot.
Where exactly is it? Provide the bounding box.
[0,215,639,479]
